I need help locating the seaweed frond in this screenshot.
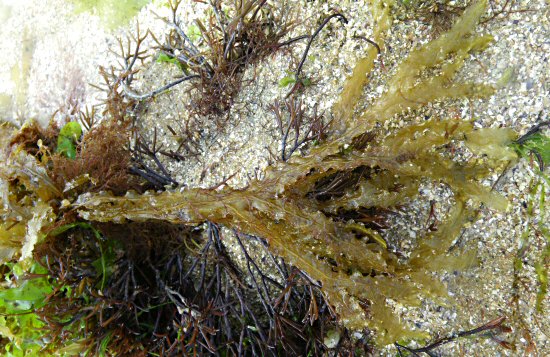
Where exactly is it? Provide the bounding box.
[1,0,531,351]
[92,24,151,121]
[74,1,519,346]
[129,127,179,189]
[29,219,357,355]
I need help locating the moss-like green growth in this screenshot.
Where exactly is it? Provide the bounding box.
[55,121,82,159]
[512,130,549,313]
[69,0,151,29]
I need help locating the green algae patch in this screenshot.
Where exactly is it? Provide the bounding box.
[69,0,151,29]
[56,121,82,159]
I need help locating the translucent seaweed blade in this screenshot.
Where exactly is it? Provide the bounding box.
[389,0,489,89]
[333,0,393,129]
[409,201,470,268]
[262,1,493,194]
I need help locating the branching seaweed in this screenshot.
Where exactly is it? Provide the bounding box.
[50,120,141,196]
[269,97,328,161]
[287,12,348,95]
[398,0,535,37]
[73,0,518,346]
[28,219,357,356]
[0,0,537,354]
[150,0,297,116]
[130,127,179,189]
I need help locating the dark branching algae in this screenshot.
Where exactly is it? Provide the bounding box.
[0,0,548,355]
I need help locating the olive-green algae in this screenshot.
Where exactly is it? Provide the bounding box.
[69,0,519,345]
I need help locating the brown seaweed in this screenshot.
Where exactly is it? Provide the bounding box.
[0,0,522,350]
[72,1,519,345]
